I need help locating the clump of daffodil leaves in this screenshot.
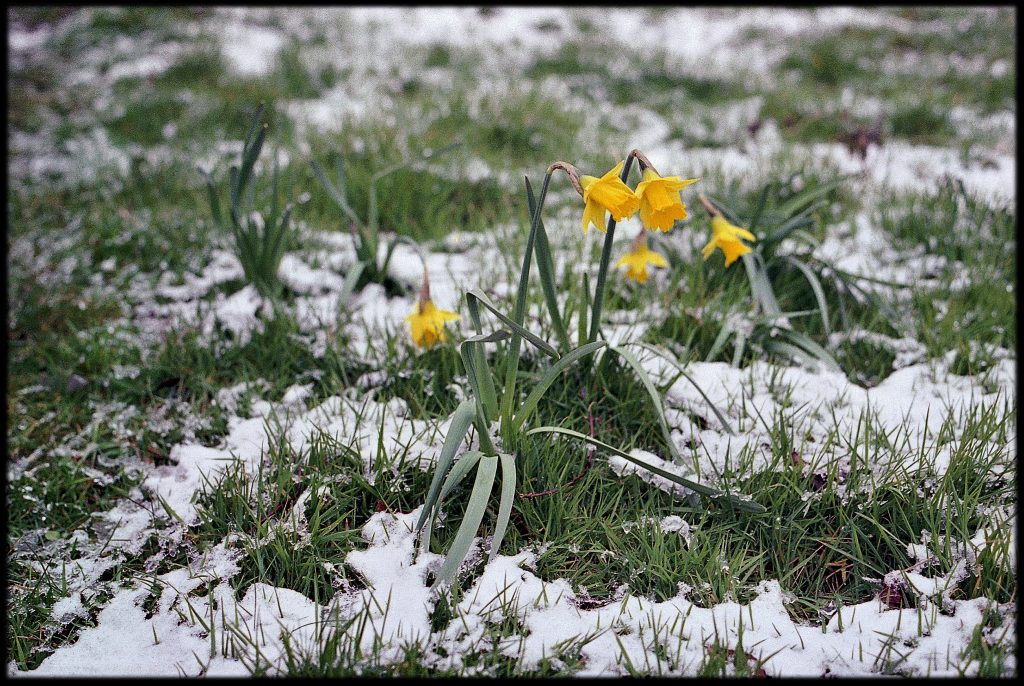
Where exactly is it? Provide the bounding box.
[414,148,766,592]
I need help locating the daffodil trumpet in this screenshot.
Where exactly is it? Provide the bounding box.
[617,230,669,284]
[698,194,757,268]
[406,268,460,348]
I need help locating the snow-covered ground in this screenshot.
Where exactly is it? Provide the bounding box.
[7,6,1016,677]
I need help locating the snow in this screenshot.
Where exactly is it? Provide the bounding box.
[21,505,1008,677]
[8,5,1015,678]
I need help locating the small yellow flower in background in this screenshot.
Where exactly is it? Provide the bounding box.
[634,168,699,232]
[702,215,757,268]
[580,161,640,234]
[616,231,668,284]
[407,271,459,348]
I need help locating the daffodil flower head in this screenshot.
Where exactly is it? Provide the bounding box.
[406,271,459,348]
[616,231,668,284]
[634,168,699,232]
[579,161,640,234]
[702,215,757,268]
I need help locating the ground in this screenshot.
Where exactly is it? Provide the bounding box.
[5,6,1016,677]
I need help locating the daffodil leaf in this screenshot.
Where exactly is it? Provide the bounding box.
[433,454,499,588]
[500,170,554,426]
[707,318,734,362]
[579,271,590,349]
[460,332,502,421]
[742,252,783,317]
[488,452,517,563]
[774,329,842,372]
[776,179,842,219]
[782,256,831,336]
[464,330,512,344]
[233,114,267,210]
[526,426,765,514]
[732,331,747,367]
[747,182,773,235]
[339,262,365,305]
[510,341,606,432]
[587,155,637,344]
[627,342,736,436]
[311,159,361,227]
[761,207,820,255]
[468,289,558,359]
[415,399,478,541]
[420,449,484,555]
[607,343,682,465]
[526,176,571,352]
[198,167,222,228]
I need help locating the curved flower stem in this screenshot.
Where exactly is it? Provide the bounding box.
[499,168,555,436]
[629,148,659,176]
[698,193,721,216]
[587,151,637,344]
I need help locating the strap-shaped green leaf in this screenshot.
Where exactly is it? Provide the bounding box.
[340,261,365,304]
[510,341,606,432]
[776,179,841,219]
[526,176,571,352]
[311,159,361,227]
[460,331,504,421]
[526,426,765,513]
[467,289,558,359]
[579,271,590,348]
[774,329,841,372]
[607,343,682,464]
[782,256,831,336]
[198,167,223,229]
[500,170,552,427]
[419,450,483,554]
[707,320,734,361]
[742,252,782,317]
[233,120,267,210]
[488,452,517,563]
[433,454,499,588]
[628,342,736,436]
[414,399,478,538]
[747,182,772,235]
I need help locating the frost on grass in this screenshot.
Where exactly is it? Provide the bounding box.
[8,5,1015,677]
[18,503,1014,677]
[14,347,1015,676]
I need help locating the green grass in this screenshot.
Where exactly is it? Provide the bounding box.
[6,6,1016,677]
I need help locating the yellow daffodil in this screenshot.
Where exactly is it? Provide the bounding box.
[580,161,640,234]
[616,231,668,283]
[702,215,757,267]
[407,299,459,348]
[407,270,459,348]
[634,168,699,232]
